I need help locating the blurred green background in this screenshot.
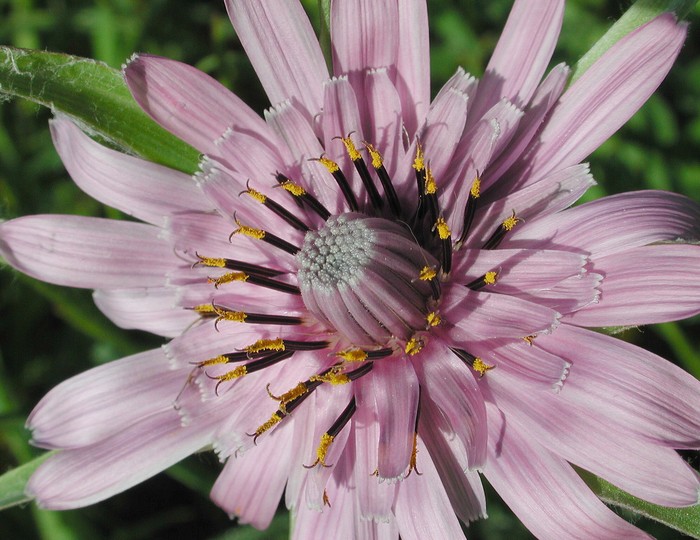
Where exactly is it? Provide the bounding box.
[0,0,699,538]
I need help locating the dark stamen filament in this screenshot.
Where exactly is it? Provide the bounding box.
[339,137,383,211]
[482,211,520,250]
[195,253,284,278]
[230,219,300,255]
[364,143,402,216]
[275,173,331,220]
[456,175,481,248]
[243,186,310,232]
[316,156,359,212]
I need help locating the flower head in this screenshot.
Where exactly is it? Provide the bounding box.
[2,0,700,538]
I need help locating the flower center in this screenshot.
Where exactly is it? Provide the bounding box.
[296,213,439,347]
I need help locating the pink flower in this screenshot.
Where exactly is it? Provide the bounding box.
[1,0,699,538]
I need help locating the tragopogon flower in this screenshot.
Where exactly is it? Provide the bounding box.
[2,1,699,538]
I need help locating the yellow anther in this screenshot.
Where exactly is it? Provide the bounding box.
[470,176,481,198]
[254,412,283,437]
[281,180,306,197]
[311,367,350,386]
[405,337,424,356]
[233,222,266,240]
[363,142,383,168]
[196,255,226,268]
[217,365,247,381]
[318,156,340,173]
[418,266,437,281]
[208,271,248,288]
[472,357,495,377]
[426,311,441,327]
[424,168,437,195]
[412,144,425,172]
[523,335,536,346]
[246,338,285,354]
[267,382,308,412]
[193,304,217,315]
[336,348,368,363]
[484,271,498,285]
[435,217,451,240]
[315,432,335,467]
[197,355,229,367]
[340,136,362,161]
[502,212,520,231]
[244,188,267,204]
[213,307,247,323]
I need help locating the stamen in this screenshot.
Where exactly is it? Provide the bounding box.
[243,186,310,232]
[276,173,331,221]
[305,397,357,468]
[423,168,439,224]
[310,365,350,386]
[426,311,441,327]
[230,218,300,255]
[472,357,495,377]
[211,304,303,328]
[195,253,284,278]
[405,336,424,356]
[363,142,401,216]
[212,350,295,394]
[418,266,437,281]
[191,304,218,317]
[209,271,301,295]
[456,175,481,247]
[405,386,422,478]
[433,217,453,275]
[523,335,536,346]
[246,337,286,353]
[412,145,427,223]
[315,156,359,212]
[450,347,494,377]
[466,270,499,291]
[339,136,383,211]
[482,211,520,250]
[336,348,367,362]
[266,381,308,410]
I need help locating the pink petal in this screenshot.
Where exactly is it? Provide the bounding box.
[566,244,700,326]
[265,100,344,214]
[395,0,430,137]
[507,190,700,257]
[468,0,564,122]
[364,68,404,179]
[0,215,176,288]
[411,342,487,469]
[536,325,700,448]
[419,394,487,523]
[50,117,210,225]
[225,0,328,117]
[27,348,187,448]
[526,13,687,178]
[394,438,467,540]
[483,402,651,539]
[124,54,269,155]
[356,359,419,480]
[490,368,700,506]
[28,407,216,509]
[93,287,197,338]
[442,284,561,341]
[211,420,291,528]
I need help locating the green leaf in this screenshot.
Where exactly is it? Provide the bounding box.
[0,47,200,174]
[579,469,700,538]
[0,452,53,511]
[571,0,697,84]
[317,0,332,72]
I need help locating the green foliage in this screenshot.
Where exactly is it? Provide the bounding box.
[0,1,698,539]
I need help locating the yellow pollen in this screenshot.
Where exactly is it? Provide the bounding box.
[502,212,520,231]
[405,337,424,356]
[193,304,217,315]
[233,222,266,240]
[484,271,498,285]
[426,311,441,327]
[213,307,247,323]
[412,144,425,172]
[267,382,308,411]
[254,412,283,437]
[336,348,368,362]
[196,255,226,268]
[246,338,285,354]
[363,142,383,168]
[244,188,267,204]
[311,367,351,386]
[281,180,306,197]
[318,156,340,173]
[435,217,451,240]
[470,176,481,198]
[217,365,247,381]
[424,168,437,195]
[418,266,437,281]
[208,271,248,288]
[523,335,536,346]
[315,433,335,467]
[340,136,362,161]
[197,355,229,367]
[472,357,495,377]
